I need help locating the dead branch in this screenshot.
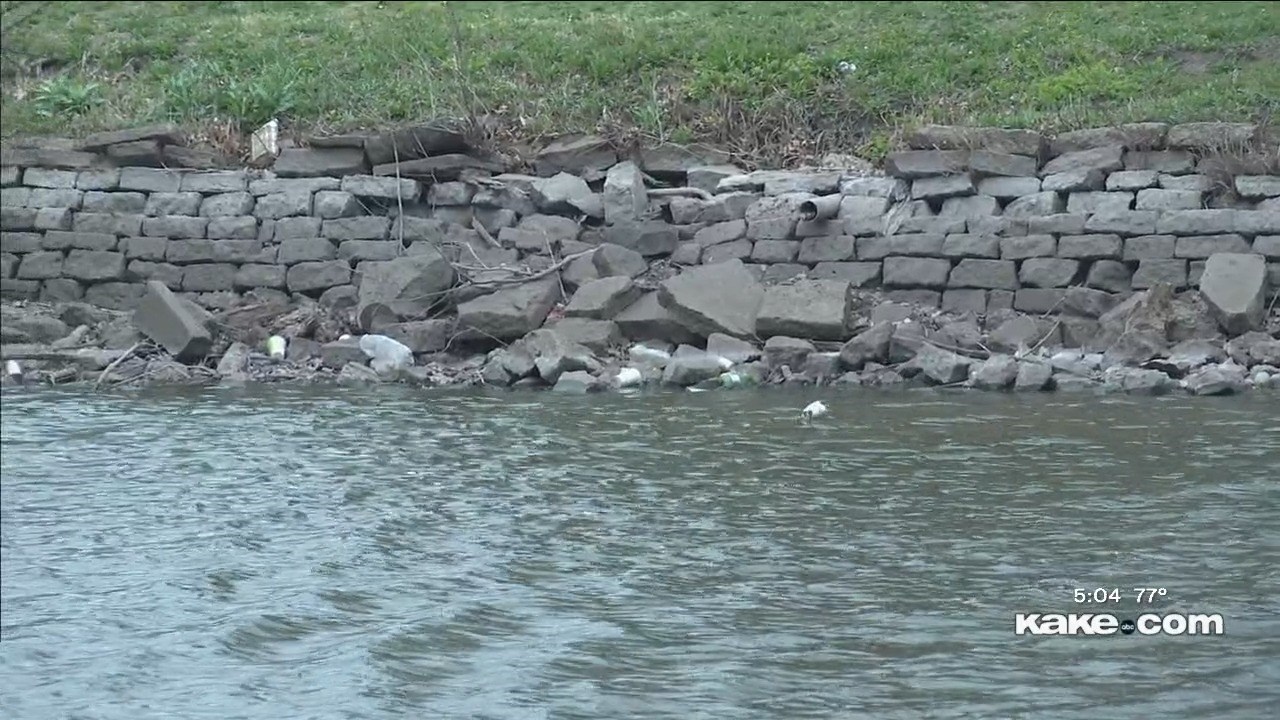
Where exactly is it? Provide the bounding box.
[95,341,142,389]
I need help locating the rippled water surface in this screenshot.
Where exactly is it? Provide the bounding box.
[2,384,1279,719]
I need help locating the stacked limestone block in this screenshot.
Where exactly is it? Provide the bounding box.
[660,122,1279,321]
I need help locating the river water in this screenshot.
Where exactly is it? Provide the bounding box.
[1,384,1278,719]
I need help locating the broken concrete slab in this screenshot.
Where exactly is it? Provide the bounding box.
[131,280,213,362]
[564,275,641,320]
[755,279,851,341]
[457,276,563,341]
[1198,252,1267,336]
[657,259,763,340]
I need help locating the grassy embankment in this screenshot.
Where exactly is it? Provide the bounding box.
[1,1,1277,165]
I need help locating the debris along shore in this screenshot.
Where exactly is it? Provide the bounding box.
[2,278,1277,397]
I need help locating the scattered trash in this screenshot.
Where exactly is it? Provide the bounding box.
[616,367,644,388]
[359,334,413,374]
[6,359,23,384]
[715,355,734,371]
[251,118,279,163]
[265,335,287,360]
[837,61,857,74]
[801,400,828,422]
[719,371,745,388]
[629,344,671,367]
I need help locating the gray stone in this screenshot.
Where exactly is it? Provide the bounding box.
[895,216,966,235]
[1042,169,1106,192]
[82,282,146,310]
[855,236,891,261]
[352,254,452,329]
[1235,175,1280,199]
[323,216,390,241]
[508,214,581,249]
[24,168,79,188]
[750,240,799,263]
[320,337,368,369]
[1058,234,1123,259]
[988,316,1053,354]
[1,187,31,207]
[16,251,64,279]
[661,354,726,386]
[33,207,72,231]
[969,150,1037,177]
[614,291,699,345]
[1041,145,1124,176]
[458,276,562,340]
[273,148,368,178]
[1019,258,1080,287]
[808,262,880,287]
[1014,362,1053,391]
[552,371,602,394]
[1106,170,1159,191]
[1132,259,1188,289]
[693,219,747,248]
[116,167,181,193]
[206,216,258,240]
[131,280,213,361]
[838,195,891,235]
[248,177,339,196]
[756,279,850,341]
[71,213,141,237]
[1155,209,1238,235]
[798,235,855,263]
[942,233,999,258]
[1255,236,1280,258]
[181,263,236,292]
[1236,211,1280,236]
[39,278,83,302]
[605,221,678,257]
[977,176,1041,199]
[143,192,200,216]
[602,161,648,225]
[970,355,1019,390]
[766,263,809,284]
[762,172,841,196]
[883,256,950,288]
[340,175,420,201]
[0,166,17,187]
[939,195,1000,219]
[1066,191,1133,214]
[1136,188,1203,211]
[1014,288,1067,314]
[913,343,971,384]
[425,181,473,206]
[274,216,323,240]
[1184,364,1247,396]
[687,165,743,194]
[942,289,987,314]
[1027,213,1088,235]
[1125,235,1176,259]
[286,260,352,294]
[233,264,287,290]
[764,335,815,369]
[1086,260,1133,292]
[949,259,1018,290]
[1084,210,1158,236]
[565,275,640,320]
[671,242,702,265]
[1199,253,1266,335]
[314,190,360,219]
[339,240,400,262]
[1167,122,1257,149]
[657,259,763,339]
[745,194,810,240]
[870,301,913,325]
[254,190,312,219]
[278,238,337,264]
[42,230,116,251]
[197,192,253,217]
[60,250,124,281]
[1102,367,1177,396]
[1,232,42,253]
[1005,191,1066,217]
[530,173,602,218]
[27,188,84,210]
[1159,174,1213,191]
[839,176,908,199]
[593,243,648,278]
[911,175,975,199]
[888,233,945,256]
[1174,234,1252,258]
[907,125,1047,156]
[143,216,208,239]
[839,322,892,370]
[180,171,246,194]
[884,150,968,178]
[1001,234,1056,259]
[1124,150,1195,173]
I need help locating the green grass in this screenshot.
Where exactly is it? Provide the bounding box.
[2,1,1278,164]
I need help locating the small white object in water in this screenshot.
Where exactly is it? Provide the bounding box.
[802,400,828,421]
[6,359,22,381]
[629,344,671,367]
[265,335,287,360]
[359,334,413,373]
[339,333,352,341]
[616,367,643,388]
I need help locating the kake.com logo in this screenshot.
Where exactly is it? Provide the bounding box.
[1014,612,1225,637]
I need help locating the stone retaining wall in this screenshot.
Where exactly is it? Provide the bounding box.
[2,121,1277,332]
